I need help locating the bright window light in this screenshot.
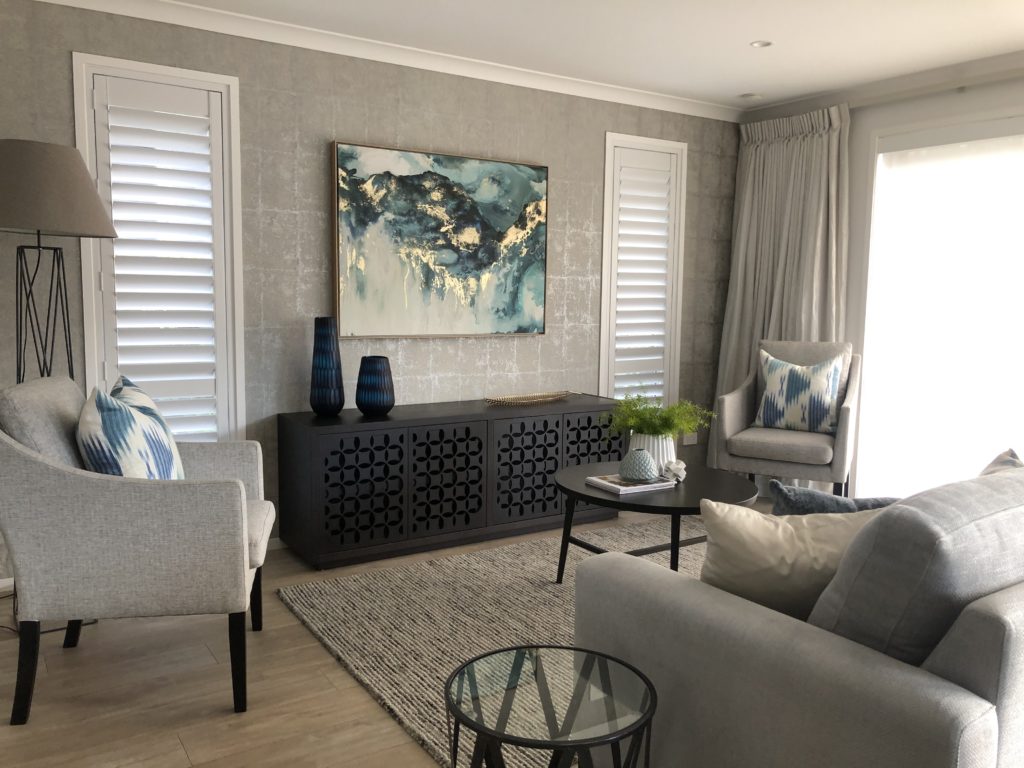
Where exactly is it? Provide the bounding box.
[858,132,1024,498]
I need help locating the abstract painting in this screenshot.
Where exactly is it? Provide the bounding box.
[333,142,547,337]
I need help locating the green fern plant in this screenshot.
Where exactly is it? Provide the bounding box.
[608,395,714,437]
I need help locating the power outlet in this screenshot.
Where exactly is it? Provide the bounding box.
[681,432,698,446]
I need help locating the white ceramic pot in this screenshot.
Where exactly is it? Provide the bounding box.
[627,433,677,476]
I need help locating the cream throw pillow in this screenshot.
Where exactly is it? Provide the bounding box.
[699,499,883,619]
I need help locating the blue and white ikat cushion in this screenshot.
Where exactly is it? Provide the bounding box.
[753,350,843,434]
[77,376,185,480]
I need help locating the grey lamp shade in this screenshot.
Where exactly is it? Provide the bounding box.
[0,139,117,238]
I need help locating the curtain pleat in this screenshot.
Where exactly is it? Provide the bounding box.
[708,104,850,468]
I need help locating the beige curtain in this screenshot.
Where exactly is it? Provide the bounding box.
[709,104,850,467]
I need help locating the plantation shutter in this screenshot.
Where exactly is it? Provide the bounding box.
[89,75,228,440]
[603,145,683,401]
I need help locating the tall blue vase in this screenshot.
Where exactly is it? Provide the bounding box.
[355,356,395,417]
[310,317,344,416]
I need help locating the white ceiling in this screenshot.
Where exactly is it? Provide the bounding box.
[53,0,1024,115]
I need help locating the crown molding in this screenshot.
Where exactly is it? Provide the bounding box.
[40,0,743,122]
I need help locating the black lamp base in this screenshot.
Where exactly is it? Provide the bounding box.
[16,238,74,384]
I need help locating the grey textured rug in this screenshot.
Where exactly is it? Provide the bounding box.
[278,518,706,767]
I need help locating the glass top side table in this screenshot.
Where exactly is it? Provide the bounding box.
[445,645,656,768]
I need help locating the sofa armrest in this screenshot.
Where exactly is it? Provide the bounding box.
[575,553,996,768]
[716,370,757,445]
[831,354,862,479]
[178,440,265,501]
[0,431,249,621]
[924,581,1024,767]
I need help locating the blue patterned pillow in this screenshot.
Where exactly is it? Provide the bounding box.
[76,376,185,480]
[753,350,843,434]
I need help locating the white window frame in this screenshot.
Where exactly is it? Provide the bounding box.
[73,53,245,439]
[599,133,687,402]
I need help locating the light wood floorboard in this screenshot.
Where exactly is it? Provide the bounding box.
[0,512,660,766]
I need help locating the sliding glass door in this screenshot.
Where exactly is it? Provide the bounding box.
[857,125,1024,498]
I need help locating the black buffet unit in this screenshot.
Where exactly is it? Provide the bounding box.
[277,394,624,569]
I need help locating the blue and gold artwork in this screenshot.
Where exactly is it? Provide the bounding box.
[334,142,547,336]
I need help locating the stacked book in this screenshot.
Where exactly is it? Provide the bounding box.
[585,474,677,495]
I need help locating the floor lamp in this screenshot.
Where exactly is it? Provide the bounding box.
[0,139,117,383]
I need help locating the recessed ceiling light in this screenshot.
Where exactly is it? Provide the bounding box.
[749,40,773,48]
[738,93,764,100]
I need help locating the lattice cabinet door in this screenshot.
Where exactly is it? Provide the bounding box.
[408,422,487,538]
[489,416,562,524]
[562,410,624,467]
[319,429,408,551]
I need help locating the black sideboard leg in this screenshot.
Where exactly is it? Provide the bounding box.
[556,496,577,584]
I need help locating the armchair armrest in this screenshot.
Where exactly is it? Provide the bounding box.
[575,553,996,768]
[178,440,265,500]
[0,431,249,622]
[716,369,757,444]
[831,354,862,479]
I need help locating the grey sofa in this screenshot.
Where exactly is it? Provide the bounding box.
[576,476,1024,767]
[0,377,275,725]
[714,340,861,495]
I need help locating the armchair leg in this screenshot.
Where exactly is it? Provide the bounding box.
[250,567,263,632]
[63,620,83,649]
[228,612,247,713]
[11,621,40,725]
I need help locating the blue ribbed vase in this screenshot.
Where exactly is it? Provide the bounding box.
[309,317,344,417]
[355,355,395,417]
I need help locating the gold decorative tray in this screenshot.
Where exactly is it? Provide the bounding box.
[485,390,571,406]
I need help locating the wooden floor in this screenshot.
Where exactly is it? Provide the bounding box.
[0,513,651,767]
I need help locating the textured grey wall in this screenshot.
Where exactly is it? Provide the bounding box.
[0,0,737,508]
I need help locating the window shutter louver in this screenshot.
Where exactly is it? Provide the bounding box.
[602,144,684,402]
[92,77,225,440]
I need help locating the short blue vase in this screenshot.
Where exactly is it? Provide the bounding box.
[309,317,344,417]
[355,355,395,417]
[619,448,659,482]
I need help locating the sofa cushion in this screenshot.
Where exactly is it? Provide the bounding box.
[700,499,881,619]
[0,376,85,468]
[769,480,898,516]
[247,500,275,568]
[980,448,1024,476]
[77,376,184,480]
[808,467,1024,665]
[754,349,844,434]
[728,427,834,465]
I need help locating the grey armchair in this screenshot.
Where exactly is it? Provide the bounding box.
[0,377,275,725]
[714,340,861,495]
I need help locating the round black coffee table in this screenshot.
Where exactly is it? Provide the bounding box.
[554,462,758,583]
[445,645,656,768]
